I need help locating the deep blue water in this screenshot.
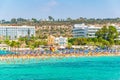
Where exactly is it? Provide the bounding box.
[0,56,120,80]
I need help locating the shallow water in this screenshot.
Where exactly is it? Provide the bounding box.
[0,56,120,80]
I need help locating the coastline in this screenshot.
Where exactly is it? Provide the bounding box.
[0,53,120,64]
[0,53,120,60]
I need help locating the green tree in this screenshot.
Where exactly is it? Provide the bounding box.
[107,26,118,40]
[102,39,110,47]
[4,39,10,46]
[95,26,118,43]
[95,26,108,39]
[30,45,35,51]
[11,18,17,24]
[67,43,72,49]
[87,42,95,46]
[109,38,114,45]
[68,38,76,45]
[1,19,6,24]
[73,38,87,45]
[92,38,98,43]
[66,17,72,21]
[16,42,20,48]
[115,40,120,45]
[17,18,26,22]
[10,41,17,48]
[31,18,38,23]
[95,42,102,47]
[48,16,54,21]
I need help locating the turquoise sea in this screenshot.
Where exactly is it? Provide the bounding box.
[0,56,120,80]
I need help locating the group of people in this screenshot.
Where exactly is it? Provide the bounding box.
[0,47,120,64]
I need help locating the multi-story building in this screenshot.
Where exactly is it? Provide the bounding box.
[72,24,88,38]
[73,24,120,39]
[47,35,68,47]
[87,26,101,38]
[72,24,102,38]
[0,26,35,40]
[55,36,67,46]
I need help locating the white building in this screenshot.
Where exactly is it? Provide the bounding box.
[87,26,101,38]
[54,36,67,46]
[72,24,88,38]
[72,23,120,38]
[0,26,35,40]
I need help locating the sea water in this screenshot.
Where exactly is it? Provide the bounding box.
[0,56,120,80]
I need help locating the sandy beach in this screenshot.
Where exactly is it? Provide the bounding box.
[0,53,120,60]
[0,53,120,64]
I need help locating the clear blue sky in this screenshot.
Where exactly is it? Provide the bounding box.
[0,0,120,20]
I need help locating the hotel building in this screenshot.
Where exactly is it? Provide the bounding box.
[72,24,120,39]
[47,35,68,47]
[0,26,35,40]
[55,36,68,46]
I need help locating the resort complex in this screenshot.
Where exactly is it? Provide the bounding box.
[0,26,35,40]
[1,0,120,80]
[0,20,120,80]
[72,23,120,39]
[0,23,119,59]
[0,23,120,51]
[72,24,101,38]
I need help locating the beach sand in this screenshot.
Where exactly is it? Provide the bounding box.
[0,53,120,60]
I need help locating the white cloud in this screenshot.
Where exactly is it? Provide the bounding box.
[48,0,57,7]
[41,0,58,12]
